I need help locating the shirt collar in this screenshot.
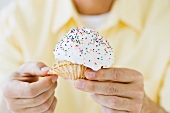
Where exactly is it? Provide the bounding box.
[52,0,143,33]
[118,0,143,31]
[52,0,73,33]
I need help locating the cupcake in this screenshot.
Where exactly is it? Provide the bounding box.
[48,27,114,80]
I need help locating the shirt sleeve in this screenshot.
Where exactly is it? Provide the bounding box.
[0,4,24,93]
[159,62,170,112]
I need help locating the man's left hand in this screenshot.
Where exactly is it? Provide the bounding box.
[75,68,145,113]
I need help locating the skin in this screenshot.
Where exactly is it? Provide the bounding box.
[0,0,168,113]
[74,68,167,113]
[73,0,114,15]
[0,62,58,113]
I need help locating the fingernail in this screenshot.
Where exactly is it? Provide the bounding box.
[52,77,58,83]
[86,71,96,79]
[75,80,85,89]
[41,67,50,72]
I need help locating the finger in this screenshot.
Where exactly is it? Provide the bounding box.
[17,62,50,77]
[28,76,58,97]
[42,97,57,113]
[23,93,55,113]
[100,105,128,113]
[92,94,133,111]
[13,75,38,83]
[13,82,57,108]
[85,68,142,82]
[3,76,58,98]
[75,80,137,97]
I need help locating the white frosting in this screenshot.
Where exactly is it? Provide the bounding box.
[53,27,114,71]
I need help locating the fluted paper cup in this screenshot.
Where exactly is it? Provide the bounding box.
[48,60,87,80]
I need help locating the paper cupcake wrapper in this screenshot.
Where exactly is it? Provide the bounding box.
[48,60,87,80]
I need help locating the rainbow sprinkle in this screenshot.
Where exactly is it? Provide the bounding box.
[53,27,114,71]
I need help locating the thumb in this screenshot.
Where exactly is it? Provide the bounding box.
[17,62,50,77]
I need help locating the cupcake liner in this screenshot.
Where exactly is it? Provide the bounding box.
[48,60,87,80]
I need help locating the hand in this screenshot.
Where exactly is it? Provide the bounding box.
[75,68,167,113]
[1,62,58,113]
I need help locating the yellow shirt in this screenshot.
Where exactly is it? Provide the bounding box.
[0,0,170,112]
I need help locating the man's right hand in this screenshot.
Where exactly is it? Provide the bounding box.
[0,62,58,113]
